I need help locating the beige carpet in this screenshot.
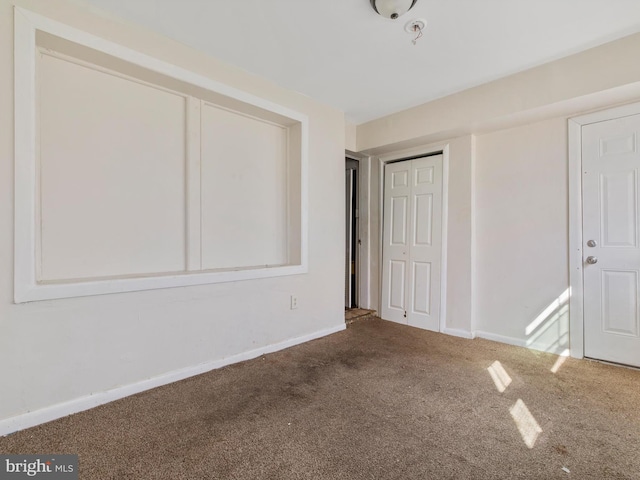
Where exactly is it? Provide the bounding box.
[2,318,639,479]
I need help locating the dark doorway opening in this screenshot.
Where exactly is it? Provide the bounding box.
[345,158,358,309]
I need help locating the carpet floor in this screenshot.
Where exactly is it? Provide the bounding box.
[1,318,639,479]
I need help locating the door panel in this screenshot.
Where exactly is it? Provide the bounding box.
[416,166,434,185]
[582,114,640,367]
[381,162,411,323]
[601,270,639,336]
[412,262,431,315]
[391,196,408,245]
[389,260,406,310]
[414,194,433,245]
[392,170,408,187]
[381,156,442,330]
[600,171,637,247]
[408,156,442,330]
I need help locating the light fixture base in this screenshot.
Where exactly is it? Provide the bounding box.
[404,18,427,34]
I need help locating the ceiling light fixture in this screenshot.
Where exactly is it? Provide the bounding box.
[370,0,418,20]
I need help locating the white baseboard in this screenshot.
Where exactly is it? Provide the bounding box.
[441,327,475,339]
[474,330,527,348]
[0,323,346,436]
[474,330,568,356]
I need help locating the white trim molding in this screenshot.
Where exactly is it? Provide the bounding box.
[345,151,373,310]
[475,330,569,356]
[442,327,475,340]
[475,330,527,348]
[567,100,640,360]
[0,323,346,436]
[14,7,309,303]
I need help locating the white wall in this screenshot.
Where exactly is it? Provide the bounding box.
[38,51,188,280]
[357,30,640,153]
[365,118,569,350]
[474,118,569,353]
[444,135,475,334]
[366,135,475,336]
[355,27,640,353]
[0,0,345,432]
[199,103,289,270]
[345,121,357,152]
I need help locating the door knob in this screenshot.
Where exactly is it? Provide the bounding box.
[586,256,598,264]
[587,239,597,247]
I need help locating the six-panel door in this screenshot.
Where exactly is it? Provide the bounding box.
[582,114,640,367]
[381,156,443,331]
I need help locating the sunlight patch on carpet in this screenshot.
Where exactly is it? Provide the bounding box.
[487,360,512,393]
[551,349,570,374]
[510,399,542,448]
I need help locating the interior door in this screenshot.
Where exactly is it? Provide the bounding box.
[381,155,442,331]
[381,161,411,324]
[582,114,640,367]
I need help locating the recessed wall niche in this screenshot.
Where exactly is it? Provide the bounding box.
[15,9,308,302]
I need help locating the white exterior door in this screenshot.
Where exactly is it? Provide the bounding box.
[582,114,640,367]
[381,155,442,331]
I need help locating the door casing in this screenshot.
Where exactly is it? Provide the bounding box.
[345,158,358,308]
[378,144,450,333]
[346,152,371,309]
[568,101,640,359]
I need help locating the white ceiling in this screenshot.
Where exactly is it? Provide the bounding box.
[82,0,640,124]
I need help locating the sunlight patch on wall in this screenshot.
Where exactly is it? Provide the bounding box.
[487,360,512,393]
[525,288,570,354]
[510,399,542,448]
[526,289,570,336]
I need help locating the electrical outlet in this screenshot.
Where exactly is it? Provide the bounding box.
[290,295,298,310]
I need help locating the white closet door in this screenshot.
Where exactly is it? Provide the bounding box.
[407,156,443,330]
[381,155,443,331]
[582,114,640,367]
[381,161,412,324]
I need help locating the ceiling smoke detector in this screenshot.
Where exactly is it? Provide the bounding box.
[370,0,418,20]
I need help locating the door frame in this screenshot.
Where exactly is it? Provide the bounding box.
[346,152,372,309]
[345,158,358,308]
[378,143,450,332]
[568,100,640,359]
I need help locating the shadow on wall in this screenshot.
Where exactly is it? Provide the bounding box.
[524,289,570,355]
